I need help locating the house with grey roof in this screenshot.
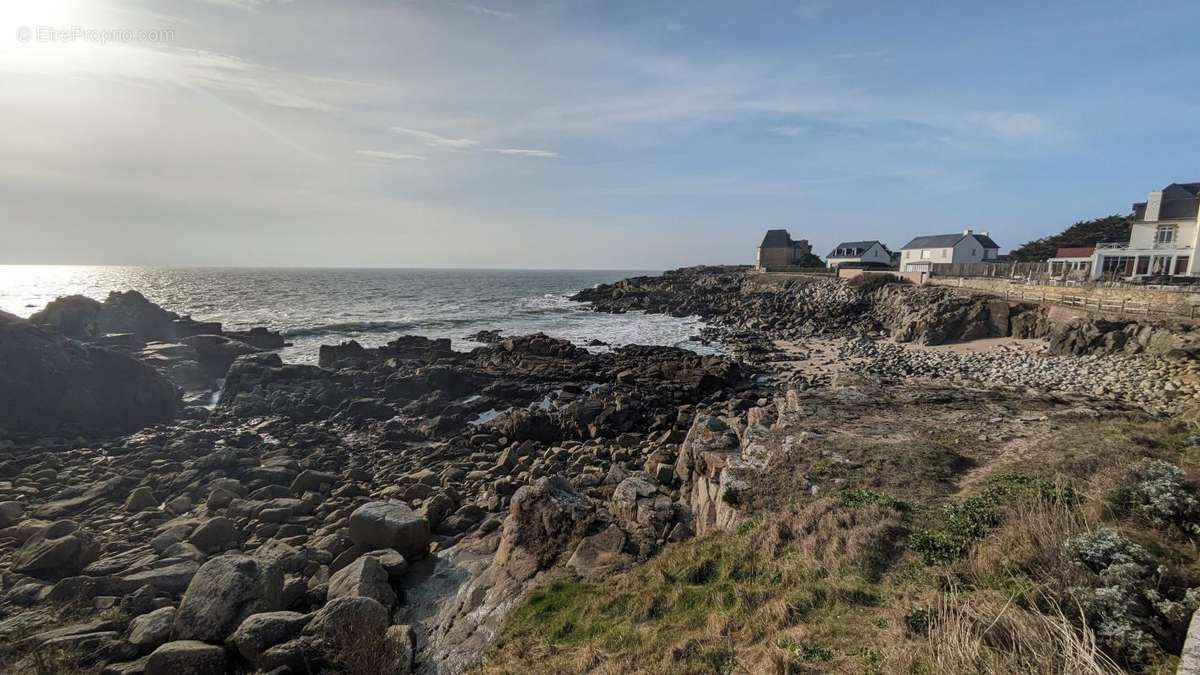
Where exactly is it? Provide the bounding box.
[826,240,893,268]
[899,229,999,272]
[755,229,813,271]
[1089,182,1200,279]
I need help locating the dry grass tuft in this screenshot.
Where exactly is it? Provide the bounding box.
[892,589,1123,675]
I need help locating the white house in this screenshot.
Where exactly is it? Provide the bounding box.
[826,240,893,268]
[1089,182,1200,280]
[899,229,1000,272]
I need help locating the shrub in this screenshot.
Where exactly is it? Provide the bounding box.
[848,274,897,293]
[911,473,1076,565]
[838,489,907,511]
[1113,459,1200,536]
[1065,527,1200,667]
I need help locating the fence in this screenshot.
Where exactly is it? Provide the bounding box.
[754,265,835,275]
[929,261,1050,279]
[1000,286,1200,319]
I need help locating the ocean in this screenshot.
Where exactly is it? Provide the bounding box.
[0,266,711,364]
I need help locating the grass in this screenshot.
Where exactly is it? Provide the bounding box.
[486,413,1200,674]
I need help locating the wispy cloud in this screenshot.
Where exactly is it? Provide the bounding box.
[769,125,808,137]
[460,4,517,18]
[390,126,479,148]
[356,150,425,161]
[964,111,1058,142]
[194,0,296,10]
[486,148,559,158]
[828,50,887,60]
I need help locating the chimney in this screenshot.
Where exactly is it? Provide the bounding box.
[1144,191,1162,222]
[962,228,973,236]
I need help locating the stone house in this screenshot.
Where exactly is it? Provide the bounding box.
[755,229,813,271]
[899,229,1000,272]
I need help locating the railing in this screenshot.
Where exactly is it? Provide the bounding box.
[1001,286,1200,319]
[1094,241,1191,251]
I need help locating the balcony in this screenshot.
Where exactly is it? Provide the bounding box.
[1095,241,1191,251]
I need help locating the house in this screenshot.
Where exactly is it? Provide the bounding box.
[1089,182,1200,280]
[826,240,893,268]
[898,229,1000,272]
[1047,246,1095,279]
[755,229,813,271]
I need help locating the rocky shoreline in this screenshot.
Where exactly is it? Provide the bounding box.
[1,266,1199,674]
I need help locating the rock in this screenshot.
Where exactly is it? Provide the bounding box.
[567,524,632,580]
[124,487,158,513]
[227,611,309,665]
[145,640,227,675]
[0,500,25,528]
[494,475,594,583]
[29,295,102,339]
[348,502,431,561]
[128,607,175,652]
[188,517,241,554]
[12,520,100,580]
[0,311,179,435]
[302,596,389,646]
[327,555,397,609]
[383,624,416,674]
[172,554,283,642]
[290,469,339,494]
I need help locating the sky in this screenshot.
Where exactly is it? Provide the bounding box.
[1,0,1199,269]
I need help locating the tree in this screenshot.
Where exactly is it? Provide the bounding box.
[1008,215,1133,262]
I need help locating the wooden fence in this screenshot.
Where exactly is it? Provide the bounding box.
[1001,286,1200,319]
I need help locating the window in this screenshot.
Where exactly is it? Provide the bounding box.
[920,250,931,260]
[1176,257,1190,275]
[1156,224,1177,245]
[942,249,948,259]
[1136,256,1150,275]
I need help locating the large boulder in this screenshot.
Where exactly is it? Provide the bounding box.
[0,311,179,434]
[12,520,100,579]
[494,475,594,583]
[29,295,102,339]
[96,290,189,342]
[348,502,430,561]
[172,554,283,642]
[227,611,309,665]
[327,555,397,609]
[145,640,227,675]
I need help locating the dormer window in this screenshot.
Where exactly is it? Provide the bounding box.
[1156,224,1177,245]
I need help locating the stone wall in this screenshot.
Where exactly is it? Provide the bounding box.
[929,276,1200,320]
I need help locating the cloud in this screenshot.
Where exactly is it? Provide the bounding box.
[486,148,559,158]
[193,0,296,9]
[390,126,480,148]
[828,50,887,60]
[356,150,425,161]
[965,112,1058,142]
[460,4,517,18]
[769,125,808,137]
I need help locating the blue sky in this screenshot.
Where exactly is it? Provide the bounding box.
[1,0,1197,268]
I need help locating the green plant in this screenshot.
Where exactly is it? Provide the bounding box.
[1065,527,1200,667]
[910,473,1076,564]
[839,489,908,511]
[1112,459,1200,536]
[903,606,931,636]
[776,637,833,662]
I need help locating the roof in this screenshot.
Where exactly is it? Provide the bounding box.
[827,240,886,257]
[1132,182,1200,221]
[759,229,794,248]
[901,232,999,250]
[1054,245,1095,259]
